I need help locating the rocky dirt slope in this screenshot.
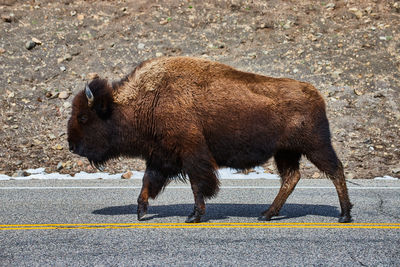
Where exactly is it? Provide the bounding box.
[0,0,399,178]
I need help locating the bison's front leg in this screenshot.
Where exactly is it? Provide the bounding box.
[137,169,167,221]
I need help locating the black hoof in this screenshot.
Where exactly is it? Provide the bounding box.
[185,206,204,223]
[185,214,201,223]
[137,203,148,221]
[259,209,278,221]
[338,215,352,223]
[137,210,147,221]
[258,215,272,221]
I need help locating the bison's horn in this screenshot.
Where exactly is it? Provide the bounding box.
[85,83,94,107]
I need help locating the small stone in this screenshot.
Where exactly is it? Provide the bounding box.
[258,22,273,29]
[1,13,15,23]
[325,3,335,10]
[46,91,59,99]
[283,21,291,29]
[121,171,133,179]
[58,91,70,99]
[0,48,5,54]
[87,72,99,80]
[77,160,84,167]
[25,41,36,50]
[57,162,64,170]
[392,168,400,174]
[312,172,321,178]
[159,19,168,25]
[48,134,56,140]
[33,139,43,145]
[393,2,400,11]
[1,15,10,23]
[354,88,363,96]
[308,34,318,41]
[53,144,63,150]
[58,54,72,63]
[156,52,163,57]
[349,8,363,19]
[264,163,275,172]
[137,43,145,50]
[346,173,355,179]
[63,102,72,108]
[70,10,77,16]
[32,38,42,45]
[379,36,392,41]
[63,53,72,61]
[14,170,29,177]
[60,66,66,72]
[248,52,257,58]
[64,161,72,168]
[331,70,342,79]
[77,14,85,21]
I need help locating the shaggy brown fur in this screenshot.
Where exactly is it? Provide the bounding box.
[67,56,352,223]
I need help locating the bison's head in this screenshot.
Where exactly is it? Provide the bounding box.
[67,78,115,170]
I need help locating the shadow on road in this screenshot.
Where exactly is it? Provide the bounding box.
[93,203,339,221]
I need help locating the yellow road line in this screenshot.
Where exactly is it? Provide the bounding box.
[1,222,400,230]
[1,222,400,227]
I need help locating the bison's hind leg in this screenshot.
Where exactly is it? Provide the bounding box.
[183,148,220,223]
[260,150,301,221]
[305,145,353,223]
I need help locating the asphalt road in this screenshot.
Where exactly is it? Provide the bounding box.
[0,178,399,266]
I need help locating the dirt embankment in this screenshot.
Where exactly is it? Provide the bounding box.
[0,0,399,178]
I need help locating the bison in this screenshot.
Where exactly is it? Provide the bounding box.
[67,56,352,223]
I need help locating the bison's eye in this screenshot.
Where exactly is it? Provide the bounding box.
[77,114,88,124]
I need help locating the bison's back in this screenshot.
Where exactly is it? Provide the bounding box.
[190,77,327,169]
[121,57,329,169]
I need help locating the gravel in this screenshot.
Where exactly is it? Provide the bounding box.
[0,0,399,178]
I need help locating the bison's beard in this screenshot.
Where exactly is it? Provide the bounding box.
[89,159,106,172]
[81,149,116,172]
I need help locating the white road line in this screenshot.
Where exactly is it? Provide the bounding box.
[0,186,399,190]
